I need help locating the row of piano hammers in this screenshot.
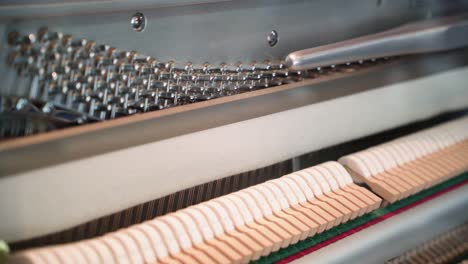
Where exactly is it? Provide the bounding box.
[11,117,468,264]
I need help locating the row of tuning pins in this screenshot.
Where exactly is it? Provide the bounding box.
[5,27,310,120]
[6,28,161,118]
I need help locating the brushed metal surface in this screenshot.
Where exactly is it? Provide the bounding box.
[286,14,468,70]
[1,0,468,64]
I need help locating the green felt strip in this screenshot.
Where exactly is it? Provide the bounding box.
[253,173,468,264]
[448,252,468,264]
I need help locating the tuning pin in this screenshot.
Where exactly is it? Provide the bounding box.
[220,63,237,73]
[246,73,262,81]
[133,55,150,63]
[219,62,227,73]
[95,103,111,120]
[18,34,36,54]
[260,71,273,78]
[45,51,61,62]
[202,62,211,73]
[38,29,62,42]
[165,60,175,71]
[24,33,36,44]
[71,38,87,48]
[272,70,288,78]
[253,62,270,71]
[132,56,149,72]
[45,41,59,54]
[145,57,158,67]
[152,67,161,77]
[50,64,69,76]
[40,76,56,102]
[151,80,167,89]
[93,55,104,67]
[93,44,109,53]
[117,62,135,73]
[61,34,73,46]
[184,62,193,72]
[84,40,96,52]
[261,60,273,71]
[7,31,21,46]
[194,74,211,82]
[37,27,63,42]
[244,61,256,72]
[235,62,244,73]
[105,47,117,58]
[278,61,285,69]
[117,51,130,60]
[48,72,59,82]
[127,51,138,63]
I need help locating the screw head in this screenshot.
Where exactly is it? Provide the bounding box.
[131,12,146,32]
[15,98,29,111]
[267,30,278,47]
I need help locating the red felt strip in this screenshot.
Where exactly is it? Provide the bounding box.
[277,180,468,264]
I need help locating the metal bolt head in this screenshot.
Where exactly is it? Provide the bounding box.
[15,98,29,111]
[42,102,55,114]
[267,30,278,47]
[131,12,146,32]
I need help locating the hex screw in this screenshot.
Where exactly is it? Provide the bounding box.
[131,12,146,32]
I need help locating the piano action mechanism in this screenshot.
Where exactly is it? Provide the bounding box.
[0,0,467,263]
